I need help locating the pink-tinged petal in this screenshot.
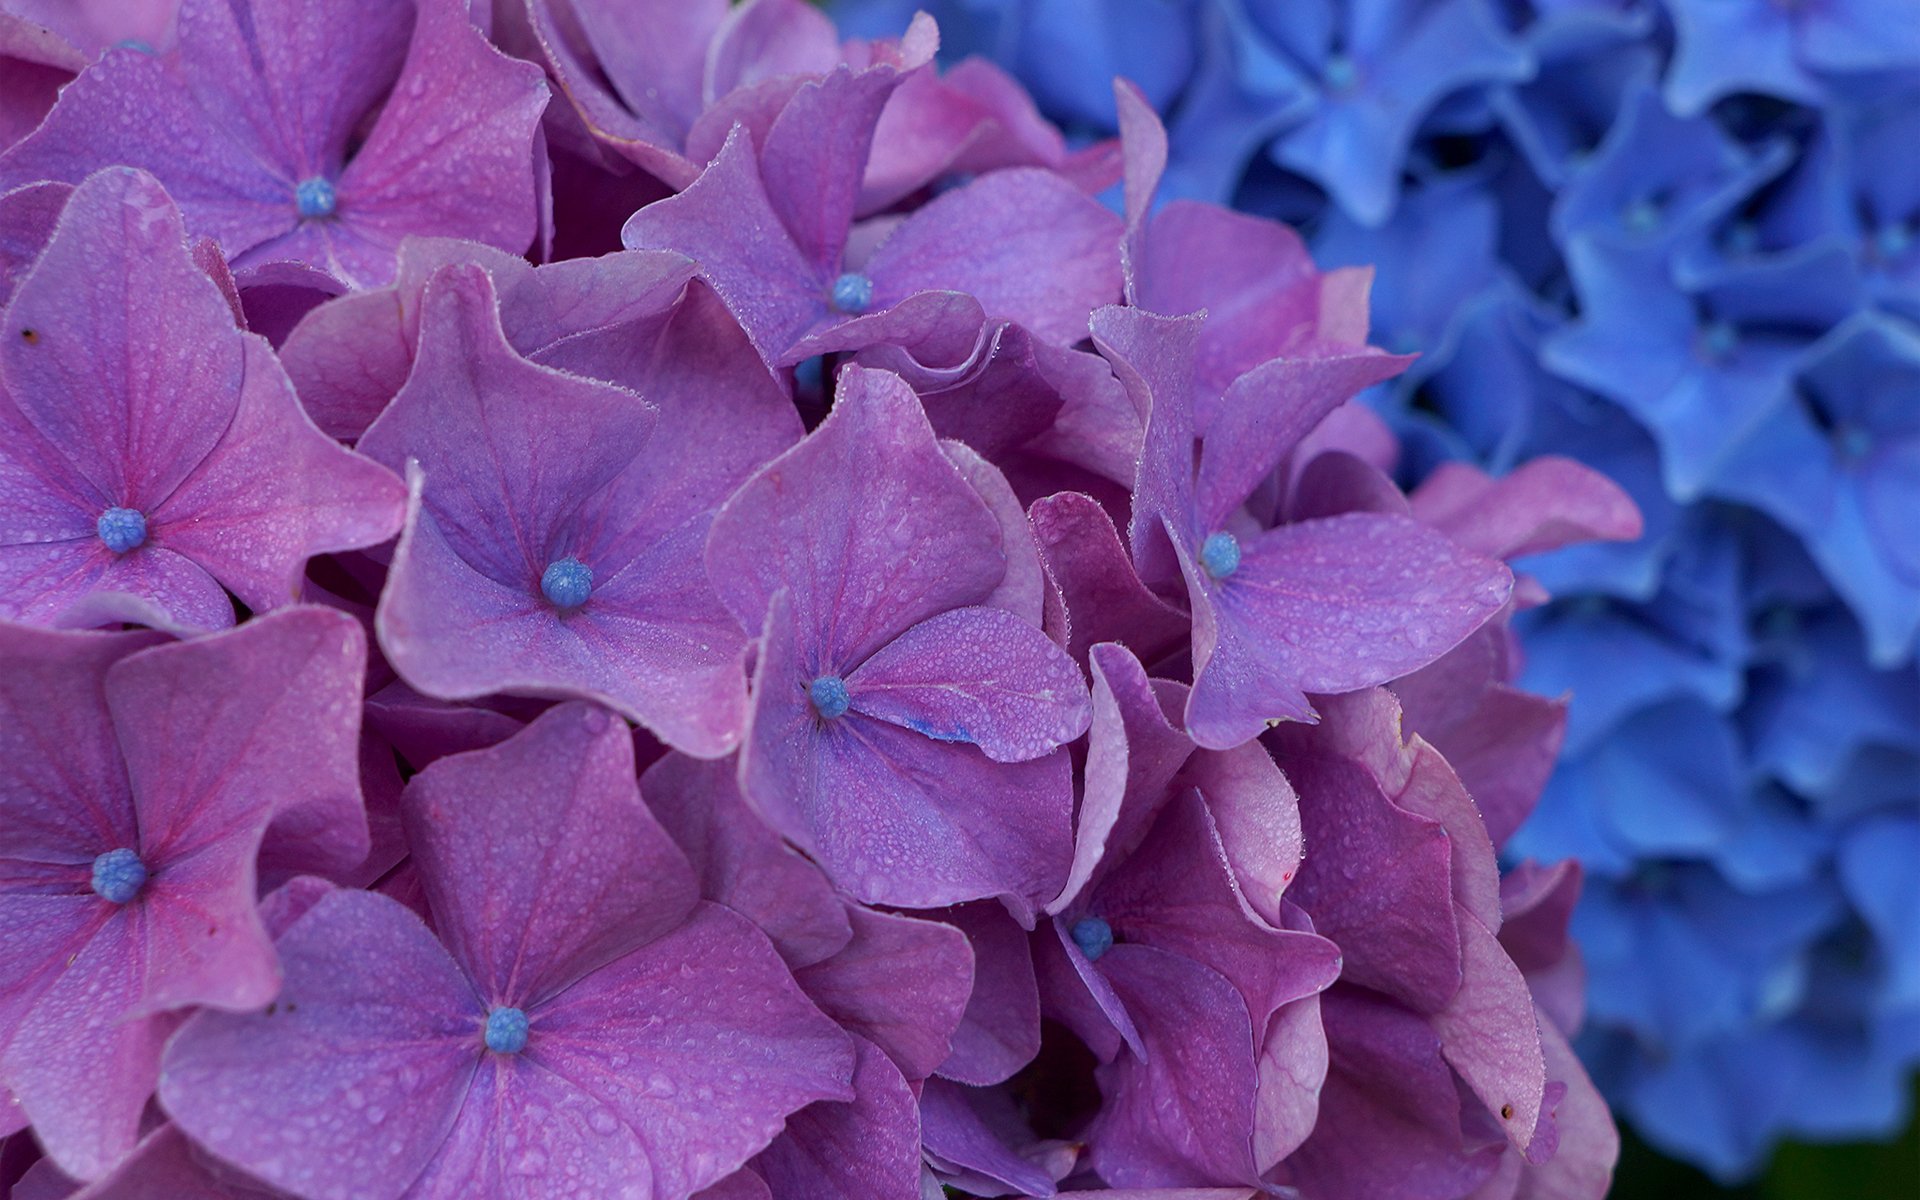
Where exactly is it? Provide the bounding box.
[1028,495,1189,668]
[1035,914,1145,1063]
[1277,987,1503,1200]
[1185,513,1513,750]
[526,903,855,1197]
[314,0,548,289]
[705,0,840,95]
[111,606,372,904]
[0,624,155,859]
[934,903,1041,1086]
[1251,903,1334,1170]
[865,169,1122,346]
[1114,78,1166,300]
[0,539,231,633]
[760,65,908,278]
[1179,735,1304,928]
[620,127,827,364]
[1193,353,1412,530]
[942,440,1047,625]
[1497,862,1587,1036]
[0,19,80,159]
[1091,306,1203,584]
[643,752,851,971]
[1434,912,1548,1154]
[847,606,1089,763]
[0,167,241,507]
[1506,1020,1616,1199]
[1093,789,1340,1032]
[362,680,530,773]
[694,1168,771,1200]
[0,180,70,306]
[753,1036,921,1200]
[42,1124,276,1200]
[794,903,971,1080]
[159,890,480,1200]
[276,284,412,440]
[1287,450,1410,523]
[562,0,725,148]
[1053,643,1194,916]
[741,592,1074,918]
[783,288,989,367]
[706,365,1006,665]
[0,43,291,258]
[1086,946,1260,1188]
[151,338,405,614]
[919,1077,1057,1199]
[1271,749,1462,1014]
[405,702,698,1004]
[1395,739,1504,932]
[1408,458,1643,562]
[3,915,173,1181]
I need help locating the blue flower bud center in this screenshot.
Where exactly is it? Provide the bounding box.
[484,1007,530,1054]
[1200,531,1242,580]
[540,557,593,610]
[91,848,148,905]
[295,176,337,220]
[809,675,851,720]
[1071,916,1114,962]
[1323,54,1358,93]
[829,273,874,315]
[1699,320,1739,361]
[96,507,147,554]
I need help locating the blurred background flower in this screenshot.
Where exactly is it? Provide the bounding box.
[831,0,1920,1189]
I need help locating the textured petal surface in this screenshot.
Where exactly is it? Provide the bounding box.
[793,903,971,1081]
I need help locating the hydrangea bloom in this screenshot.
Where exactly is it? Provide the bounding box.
[0,1,1661,1194]
[832,0,1920,1178]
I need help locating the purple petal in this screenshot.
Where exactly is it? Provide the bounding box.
[1433,912,1548,1154]
[793,903,971,1081]
[753,1036,922,1200]
[865,168,1122,347]
[761,65,908,278]
[403,701,699,1004]
[523,903,855,1197]
[1086,945,1260,1188]
[1408,458,1643,562]
[1184,513,1512,749]
[159,889,482,1200]
[942,439,1048,625]
[847,605,1089,763]
[643,752,852,971]
[934,903,1042,1087]
[919,1077,1058,1199]
[1028,494,1189,668]
[706,364,1005,666]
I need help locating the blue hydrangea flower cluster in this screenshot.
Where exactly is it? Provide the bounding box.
[832,0,1920,1180]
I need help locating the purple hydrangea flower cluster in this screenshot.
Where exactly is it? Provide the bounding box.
[827,0,1920,1180]
[2,2,1644,1197]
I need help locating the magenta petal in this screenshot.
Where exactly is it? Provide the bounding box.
[1053,642,1194,915]
[760,65,907,279]
[742,590,1074,916]
[315,0,548,288]
[1433,912,1549,1154]
[942,440,1047,626]
[525,903,856,1197]
[1185,513,1512,749]
[1087,945,1260,1188]
[1279,987,1503,1200]
[1408,458,1643,562]
[1193,357,1412,532]
[935,902,1043,1087]
[793,903,971,1081]
[620,127,825,364]
[1028,494,1189,667]
[404,702,699,1003]
[753,1036,922,1200]
[159,889,481,1200]
[847,605,1090,763]
[0,180,70,307]
[151,337,404,615]
[3,916,172,1182]
[643,752,852,971]
[36,1124,273,1200]
[1276,749,1463,1014]
[707,365,1005,665]
[919,1077,1058,1199]
[1513,1019,1618,1197]
[866,168,1122,346]
[1178,735,1305,929]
